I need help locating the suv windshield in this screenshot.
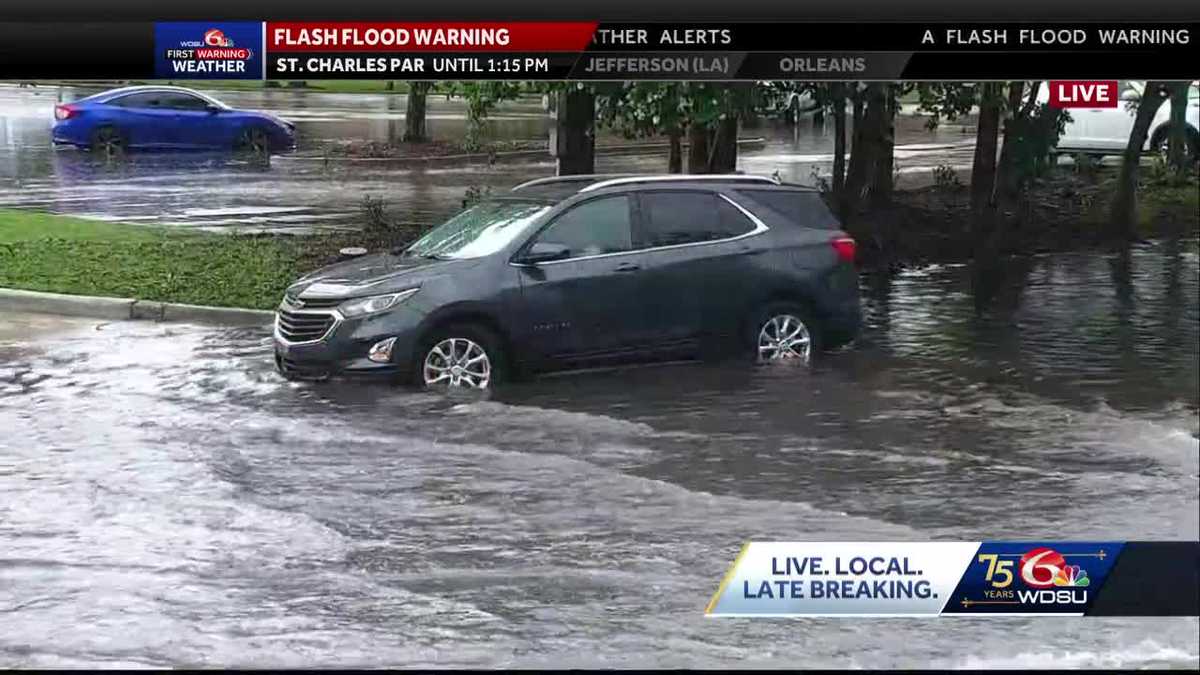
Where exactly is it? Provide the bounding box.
[404,200,551,260]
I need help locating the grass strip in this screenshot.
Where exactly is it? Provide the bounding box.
[0,209,302,310]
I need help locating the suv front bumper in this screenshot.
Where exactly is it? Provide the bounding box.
[273,306,424,381]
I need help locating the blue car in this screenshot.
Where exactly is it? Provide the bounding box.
[52,85,296,155]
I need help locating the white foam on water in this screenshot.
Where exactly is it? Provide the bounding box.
[953,638,1198,670]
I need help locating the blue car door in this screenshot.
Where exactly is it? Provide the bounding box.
[106,92,176,148]
[157,92,225,149]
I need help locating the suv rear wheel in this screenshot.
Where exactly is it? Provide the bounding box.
[751,303,821,365]
[416,323,505,390]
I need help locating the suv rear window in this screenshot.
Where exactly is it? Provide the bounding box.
[736,189,840,230]
[638,191,756,247]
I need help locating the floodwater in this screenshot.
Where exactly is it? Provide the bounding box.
[0,83,975,232]
[1,242,1197,668]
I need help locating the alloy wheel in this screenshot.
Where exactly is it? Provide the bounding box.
[423,338,492,389]
[94,128,124,157]
[238,128,268,157]
[757,314,812,363]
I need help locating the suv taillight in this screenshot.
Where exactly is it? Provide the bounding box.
[832,235,856,264]
[54,104,77,121]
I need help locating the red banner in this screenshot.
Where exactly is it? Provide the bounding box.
[267,22,599,52]
[1047,80,1120,108]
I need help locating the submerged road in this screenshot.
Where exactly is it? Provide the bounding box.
[0,83,976,233]
[1,244,1197,667]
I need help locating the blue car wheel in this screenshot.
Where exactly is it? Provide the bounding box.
[90,125,126,156]
[234,126,269,157]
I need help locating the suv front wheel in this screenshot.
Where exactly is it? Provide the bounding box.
[751,303,821,365]
[416,323,505,391]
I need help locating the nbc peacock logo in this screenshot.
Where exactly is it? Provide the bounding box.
[1053,563,1090,587]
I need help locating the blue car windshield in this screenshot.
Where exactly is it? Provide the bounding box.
[405,200,550,260]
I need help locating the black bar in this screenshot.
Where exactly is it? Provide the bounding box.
[2,0,1198,21]
[0,22,153,79]
[589,22,1200,52]
[1088,542,1200,616]
[897,51,1199,79]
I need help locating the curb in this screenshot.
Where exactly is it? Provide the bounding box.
[289,137,770,167]
[0,288,274,327]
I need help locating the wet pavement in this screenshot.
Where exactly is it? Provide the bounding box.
[0,83,975,232]
[1,242,1197,668]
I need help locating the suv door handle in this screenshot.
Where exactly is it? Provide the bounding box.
[613,262,641,272]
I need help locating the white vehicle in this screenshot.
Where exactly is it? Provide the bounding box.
[1040,81,1199,160]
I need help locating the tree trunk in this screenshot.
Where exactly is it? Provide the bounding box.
[687,123,710,173]
[970,82,1003,218]
[848,83,887,203]
[556,88,595,175]
[1109,81,1170,238]
[1167,82,1190,176]
[830,82,848,216]
[993,82,1027,209]
[845,87,872,201]
[708,115,739,173]
[403,82,431,142]
[666,126,683,173]
[868,85,896,208]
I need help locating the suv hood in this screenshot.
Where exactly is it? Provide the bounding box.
[286,252,472,300]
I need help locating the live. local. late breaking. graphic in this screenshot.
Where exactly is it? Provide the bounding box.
[706,541,1199,616]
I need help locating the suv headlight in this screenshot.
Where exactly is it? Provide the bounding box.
[338,288,419,318]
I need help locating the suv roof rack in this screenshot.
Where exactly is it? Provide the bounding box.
[577,174,781,193]
[511,174,640,192]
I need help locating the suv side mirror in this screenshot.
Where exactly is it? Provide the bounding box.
[204,104,222,114]
[519,242,570,264]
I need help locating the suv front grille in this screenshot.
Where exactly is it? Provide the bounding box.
[276,307,336,343]
[283,293,342,309]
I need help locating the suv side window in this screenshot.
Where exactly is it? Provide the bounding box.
[533,195,633,259]
[638,191,754,247]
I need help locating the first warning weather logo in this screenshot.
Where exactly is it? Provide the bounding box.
[155,22,263,79]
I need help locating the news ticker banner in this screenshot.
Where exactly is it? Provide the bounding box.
[706,541,1200,617]
[1,21,1197,80]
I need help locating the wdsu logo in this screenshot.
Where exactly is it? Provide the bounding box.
[944,542,1122,615]
[154,22,264,79]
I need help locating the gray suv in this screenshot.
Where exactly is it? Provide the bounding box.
[274,174,861,389]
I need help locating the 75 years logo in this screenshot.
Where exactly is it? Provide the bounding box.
[944,542,1120,615]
